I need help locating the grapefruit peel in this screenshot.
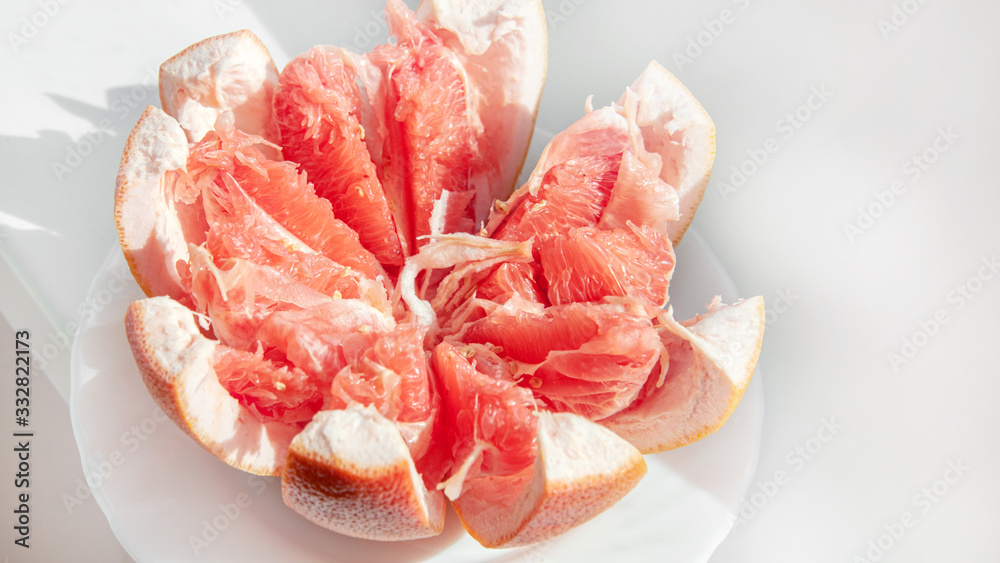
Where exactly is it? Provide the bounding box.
[114,106,192,303]
[281,406,446,541]
[158,29,280,144]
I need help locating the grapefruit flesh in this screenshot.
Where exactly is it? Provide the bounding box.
[378,1,479,245]
[538,224,675,308]
[257,300,394,389]
[463,302,661,420]
[491,154,620,244]
[186,117,385,282]
[329,322,432,425]
[124,297,301,476]
[274,47,407,265]
[213,344,322,426]
[275,0,487,259]
[432,342,537,498]
[475,261,546,305]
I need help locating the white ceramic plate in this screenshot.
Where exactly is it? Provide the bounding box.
[70,227,761,563]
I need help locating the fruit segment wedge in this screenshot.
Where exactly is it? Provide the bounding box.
[159,30,280,144]
[452,411,646,548]
[417,0,547,224]
[486,61,713,247]
[273,45,410,265]
[600,297,765,453]
[274,0,547,263]
[281,406,445,541]
[125,296,299,476]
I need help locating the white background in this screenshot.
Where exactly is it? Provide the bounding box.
[2,0,998,561]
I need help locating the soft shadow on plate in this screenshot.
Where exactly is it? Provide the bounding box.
[70,227,762,562]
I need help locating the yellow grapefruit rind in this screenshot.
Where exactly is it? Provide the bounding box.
[124,296,299,476]
[601,296,765,453]
[281,406,445,541]
[625,61,716,247]
[114,106,191,301]
[417,0,548,221]
[158,29,280,144]
[452,411,647,548]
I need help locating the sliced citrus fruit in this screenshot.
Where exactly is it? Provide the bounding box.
[214,343,323,427]
[488,61,713,247]
[117,6,758,549]
[274,46,409,265]
[275,0,546,261]
[451,410,646,548]
[463,301,661,420]
[379,0,481,247]
[258,300,396,388]
[600,297,765,453]
[476,261,546,305]
[491,154,620,244]
[125,296,299,475]
[184,244,335,350]
[416,0,547,224]
[159,30,280,144]
[432,342,538,499]
[538,224,675,308]
[329,323,432,427]
[189,115,386,283]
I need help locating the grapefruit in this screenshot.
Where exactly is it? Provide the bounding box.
[273,45,409,265]
[115,1,764,549]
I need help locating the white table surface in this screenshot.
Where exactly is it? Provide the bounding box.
[2,0,998,561]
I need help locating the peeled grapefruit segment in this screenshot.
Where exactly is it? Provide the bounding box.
[491,154,620,244]
[214,344,322,426]
[185,245,334,350]
[273,46,408,265]
[274,0,546,261]
[159,30,280,144]
[329,323,432,426]
[379,0,481,247]
[124,296,299,476]
[538,224,675,308]
[189,117,386,283]
[281,406,445,541]
[488,61,712,247]
[115,106,192,303]
[598,149,681,237]
[416,0,547,224]
[258,299,396,386]
[476,261,545,305]
[451,411,646,548]
[432,341,538,500]
[600,297,765,453]
[463,302,661,420]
